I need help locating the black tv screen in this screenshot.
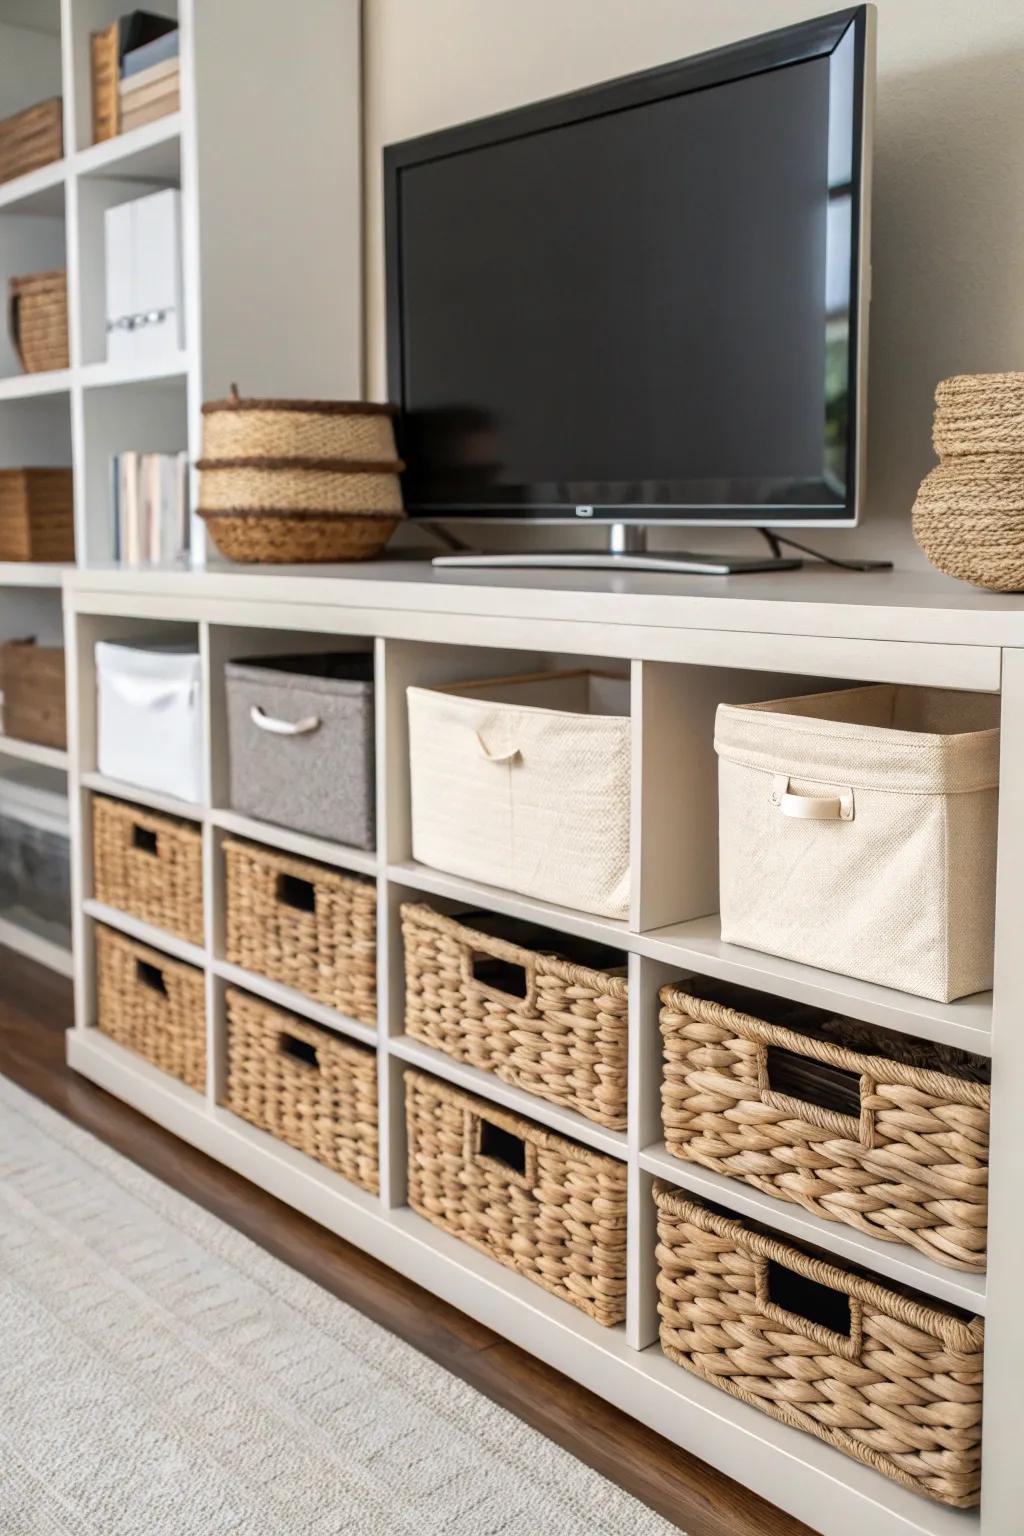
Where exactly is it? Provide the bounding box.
[385,7,871,526]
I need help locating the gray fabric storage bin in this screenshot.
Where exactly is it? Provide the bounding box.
[0,768,71,941]
[225,652,375,849]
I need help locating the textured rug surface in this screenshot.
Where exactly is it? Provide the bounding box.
[0,1075,682,1535]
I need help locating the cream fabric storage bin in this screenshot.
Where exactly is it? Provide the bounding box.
[715,685,1000,1002]
[96,639,203,804]
[407,670,631,918]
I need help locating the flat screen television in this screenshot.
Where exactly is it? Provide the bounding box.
[385,6,875,572]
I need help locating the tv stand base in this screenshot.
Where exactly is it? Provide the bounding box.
[432,549,801,575]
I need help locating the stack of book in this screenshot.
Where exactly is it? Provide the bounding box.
[91,13,179,143]
[120,27,180,133]
[110,451,190,567]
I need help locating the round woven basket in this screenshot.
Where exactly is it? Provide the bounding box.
[199,508,403,564]
[197,460,405,512]
[933,372,1024,458]
[913,455,1024,591]
[202,390,398,462]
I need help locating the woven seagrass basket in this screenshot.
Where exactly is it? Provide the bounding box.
[0,469,74,562]
[198,388,405,563]
[96,924,206,1090]
[0,98,62,186]
[92,795,204,946]
[654,1186,984,1507]
[914,371,1024,590]
[405,1069,628,1325]
[659,977,991,1272]
[9,270,69,373]
[0,638,66,748]
[223,837,376,1023]
[402,903,629,1128]
[222,987,379,1192]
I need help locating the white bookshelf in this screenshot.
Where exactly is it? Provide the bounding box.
[63,562,1023,1536]
[0,0,362,971]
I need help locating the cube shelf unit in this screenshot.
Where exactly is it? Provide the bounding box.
[0,0,361,971]
[62,561,1024,1536]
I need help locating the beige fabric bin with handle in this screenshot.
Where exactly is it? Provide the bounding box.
[715,685,1000,1002]
[407,670,631,919]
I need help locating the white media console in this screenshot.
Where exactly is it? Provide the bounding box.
[62,560,1024,1536]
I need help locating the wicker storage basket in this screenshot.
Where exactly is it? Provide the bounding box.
[202,393,398,462]
[931,371,1024,458]
[92,795,204,946]
[0,98,63,186]
[224,837,376,1024]
[660,976,991,1272]
[90,23,119,143]
[197,462,404,513]
[9,270,69,373]
[199,509,402,564]
[914,456,1024,592]
[223,987,378,1192]
[402,903,628,1128]
[654,1186,984,1508]
[405,1069,627,1325]
[0,638,66,748]
[0,469,74,563]
[96,923,206,1091]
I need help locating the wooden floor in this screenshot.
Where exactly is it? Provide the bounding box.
[0,945,814,1536]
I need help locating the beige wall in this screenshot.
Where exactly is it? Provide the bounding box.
[363,1,1024,561]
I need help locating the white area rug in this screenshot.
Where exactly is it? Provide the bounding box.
[0,1076,682,1535]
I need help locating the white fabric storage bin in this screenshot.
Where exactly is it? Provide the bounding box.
[408,670,631,918]
[96,640,203,803]
[715,685,1000,1002]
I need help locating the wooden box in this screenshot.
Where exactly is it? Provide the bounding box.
[0,639,67,748]
[0,98,62,186]
[9,270,69,374]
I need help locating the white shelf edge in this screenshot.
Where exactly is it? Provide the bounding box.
[641,1142,986,1316]
[0,562,71,588]
[386,860,632,949]
[211,958,378,1049]
[210,807,378,877]
[73,113,182,178]
[0,157,66,213]
[80,771,206,822]
[64,1027,977,1536]
[0,734,68,770]
[389,1033,629,1160]
[0,913,72,976]
[636,916,993,1055]
[78,355,189,390]
[0,368,72,402]
[83,898,207,969]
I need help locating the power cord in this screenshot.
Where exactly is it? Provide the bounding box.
[760,529,893,572]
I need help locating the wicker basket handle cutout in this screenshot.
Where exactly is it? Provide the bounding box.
[8,286,25,372]
[458,929,538,1012]
[466,1107,538,1191]
[757,1040,873,1147]
[277,1029,321,1073]
[136,957,169,998]
[753,1252,865,1363]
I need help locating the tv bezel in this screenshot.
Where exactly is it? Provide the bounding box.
[384,5,874,529]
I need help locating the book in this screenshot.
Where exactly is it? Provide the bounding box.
[119,55,178,96]
[110,450,189,568]
[119,91,179,133]
[121,27,179,78]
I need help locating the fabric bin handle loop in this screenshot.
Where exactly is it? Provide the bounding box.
[474,728,520,765]
[250,704,321,737]
[771,774,854,822]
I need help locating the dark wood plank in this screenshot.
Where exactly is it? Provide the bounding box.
[0,943,817,1536]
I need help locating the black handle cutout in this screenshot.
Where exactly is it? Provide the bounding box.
[766,1046,861,1119]
[767,1260,852,1337]
[479,1119,527,1175]
[277,873,316,913]
[136,959,167,996]
[131,824,159,855]
[471,951,528,999]
[280,1033,319,1069]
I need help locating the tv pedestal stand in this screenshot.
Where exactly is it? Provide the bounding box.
[431,523,800,575]
[430,524,893,576]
